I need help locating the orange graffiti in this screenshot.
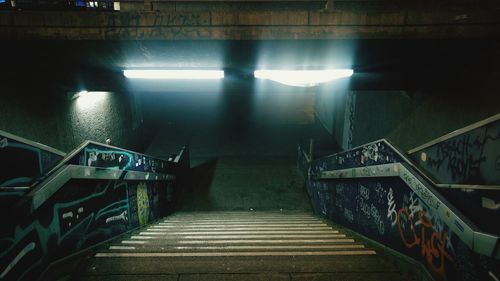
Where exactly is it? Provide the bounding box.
[397,208,453,281]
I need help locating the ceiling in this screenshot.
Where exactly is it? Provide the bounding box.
[1,38,500,94]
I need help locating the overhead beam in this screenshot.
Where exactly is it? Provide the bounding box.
[0,10,499,40]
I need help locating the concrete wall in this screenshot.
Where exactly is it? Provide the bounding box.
[316,89,500,154]
[0,91,142,153]
[387,91,500,152]
[315,90,416,150]
[351,91,415,148]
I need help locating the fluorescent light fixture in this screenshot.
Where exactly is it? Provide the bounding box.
[254,69,353,87]
[123,70,224,80]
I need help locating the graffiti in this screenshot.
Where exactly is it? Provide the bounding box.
[69,143,171,175]
[0,138,7,148]
[0,179,172,280]
[101,12,208,40]
[84,149,132,170]
[136,182,150,226]
[373,183,386,204]
[408,193,423,221]
[361,143,380,164]
[370,203,385,235]
[304,136,500,281]
[62,212,73,219]
[429,135,485,182]
[359,199,371,218]
[400,169,441,210]
[387,188,397,226]
[357,184,384,235]
[411,119,500,185]
[0,242,35,279]
[343,208,354,223]
[482,197,500,210]
[397,208,453,280]
[359,185,370,200]
[106,210,128,224]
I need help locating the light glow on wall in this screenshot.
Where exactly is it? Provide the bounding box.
[75,91,109,110]
[254,69,353,87]
[123,69,225,80]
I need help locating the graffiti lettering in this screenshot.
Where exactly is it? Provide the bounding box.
[387,188,397,226]
[370,203,385,235]
[106,210,128,224]
[343,208,354,223]
[359,185,370,200]
[397,209,453,280]
[423,128,500,184]
[401,170,440,210]
[361,143,380,164]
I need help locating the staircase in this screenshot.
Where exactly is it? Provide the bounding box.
[77,212,405,281]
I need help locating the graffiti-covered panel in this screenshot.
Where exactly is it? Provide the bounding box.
[306,176,500,281]
[410,117,500,185]
[68,142,174,174]
[0,135,64,188]
[311,140,403,173]
[408,118,500,235]
[0,178,172,281]
[303,138,500,281]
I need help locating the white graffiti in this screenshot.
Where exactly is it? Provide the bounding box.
[359,185,370,200]
[387,188,397,226]
[370,203,385,235]
[408,192,423,223]
[343,208,354,223]
[87,152,98,166]
[361,143,380,164]
[105,210,128,224]
[0,242,35,279]
[482,197,500,210]
[0,138,8,148]
[359,200,371,219]
[62,212,73,219]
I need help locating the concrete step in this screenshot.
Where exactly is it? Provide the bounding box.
[75,212,405,281]
[81,255,398,275]
[107,244,368,252]
[119,238,358,245]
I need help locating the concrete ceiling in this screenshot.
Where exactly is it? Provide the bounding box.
[2,39,499,94]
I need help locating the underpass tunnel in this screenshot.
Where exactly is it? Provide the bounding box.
[1,5,500,280]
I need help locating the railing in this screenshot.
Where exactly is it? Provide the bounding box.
[408,113,500,189]
[299,139,500,281]
[0,130,65,191]
[0,132,189,281]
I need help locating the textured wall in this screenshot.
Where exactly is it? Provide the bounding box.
[322,90,500,154]
[0,91,141,153]
[387,91,500,152]
[351,91,415,148]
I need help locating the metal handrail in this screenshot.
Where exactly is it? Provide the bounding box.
[45,140,174,177]
[407,113,500,154]
[28,164,176,211]
[0,129,66,157]
[306,139,500,259]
